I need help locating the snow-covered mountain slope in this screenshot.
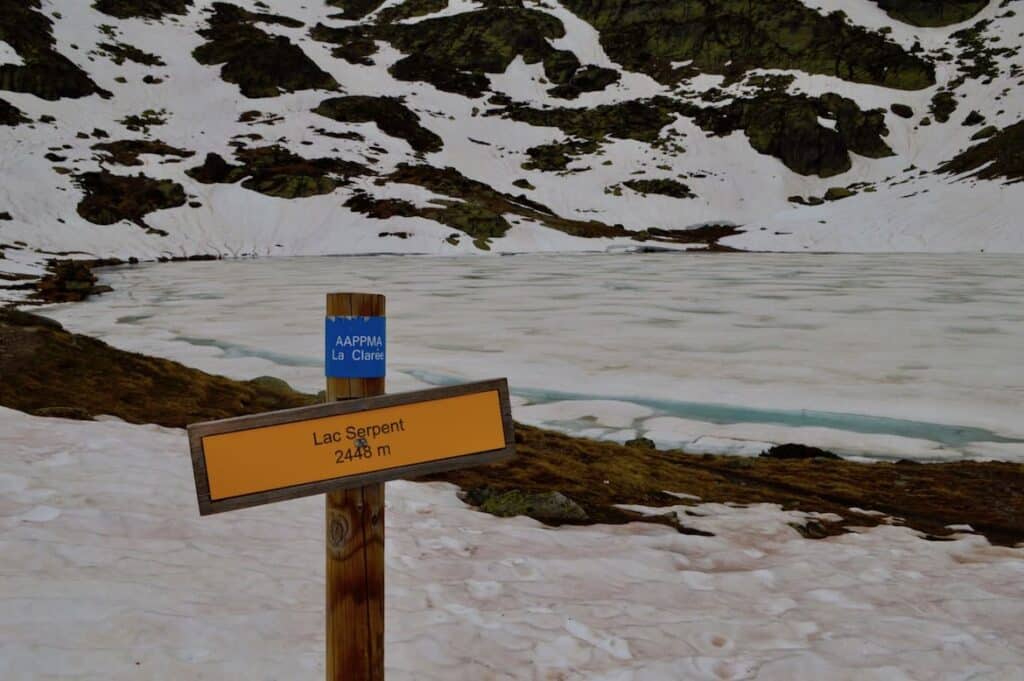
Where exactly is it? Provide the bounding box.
[1,0,1022,287]
[4,406,1024,679]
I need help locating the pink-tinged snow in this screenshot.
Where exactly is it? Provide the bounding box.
[1,406,1022,680]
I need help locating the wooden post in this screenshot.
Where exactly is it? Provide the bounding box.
[326,292,385,681]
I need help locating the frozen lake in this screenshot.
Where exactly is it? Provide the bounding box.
[42,252,1024,462]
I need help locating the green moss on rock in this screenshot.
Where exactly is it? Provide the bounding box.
[623,178,695,199]
[869,0,989,27]
[0,0,110,100]
[558,0,935,89]
[688,91,893,177]
[186,146,370,198]
[522,138,600,171]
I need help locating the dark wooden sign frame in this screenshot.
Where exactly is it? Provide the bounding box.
[188,378,514,515]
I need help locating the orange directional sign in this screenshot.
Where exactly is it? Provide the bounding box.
[188,379,513,515]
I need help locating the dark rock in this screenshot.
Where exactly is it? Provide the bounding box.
[0,98,29,126]
[760,443,841,460]
[559,0,934,88]
[971,125,997,140]
[962,110,986,126]
[0,0,111,100]
[938,121,1024,184]
[623,178,694,199]
[624,437,656,450]
[92,139,194,166]
[868,0,989,27]
[462,487,590,522]
[824,186,856,201]
[890,103,914,118]
[314,96,443,153]
[929,90,958,123]
[187,146,369,198]
[96,41,165,66]
[92,0,192,19]
[193,3,337,98]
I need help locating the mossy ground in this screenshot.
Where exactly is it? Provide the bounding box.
[559,0,935,89]
[623,178,695,199]
[2,306,1021,546]
[0,98,28,126]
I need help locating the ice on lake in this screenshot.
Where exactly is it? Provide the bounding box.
[40,252,1024,462]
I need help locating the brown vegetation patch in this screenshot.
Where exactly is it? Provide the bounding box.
[0,308,314,427]
[74,171,186,234]
[2,307,1021,546]
[92,140,195,166]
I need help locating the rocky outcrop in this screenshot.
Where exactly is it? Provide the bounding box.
[0,0,110,100]
[559,0,935,88]
[314,96,443,153]
[93,0,193,19]
[938,121,1024,184]
[869,0,989,27]
[186,146,370,198]
[193,2,336,98]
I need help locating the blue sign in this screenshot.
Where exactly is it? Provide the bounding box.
[325,316,386,378]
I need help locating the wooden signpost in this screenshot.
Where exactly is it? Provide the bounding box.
[187,292,514,680]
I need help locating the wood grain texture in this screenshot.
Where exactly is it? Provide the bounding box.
[186,378,513,515]
[326,292,385,681]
